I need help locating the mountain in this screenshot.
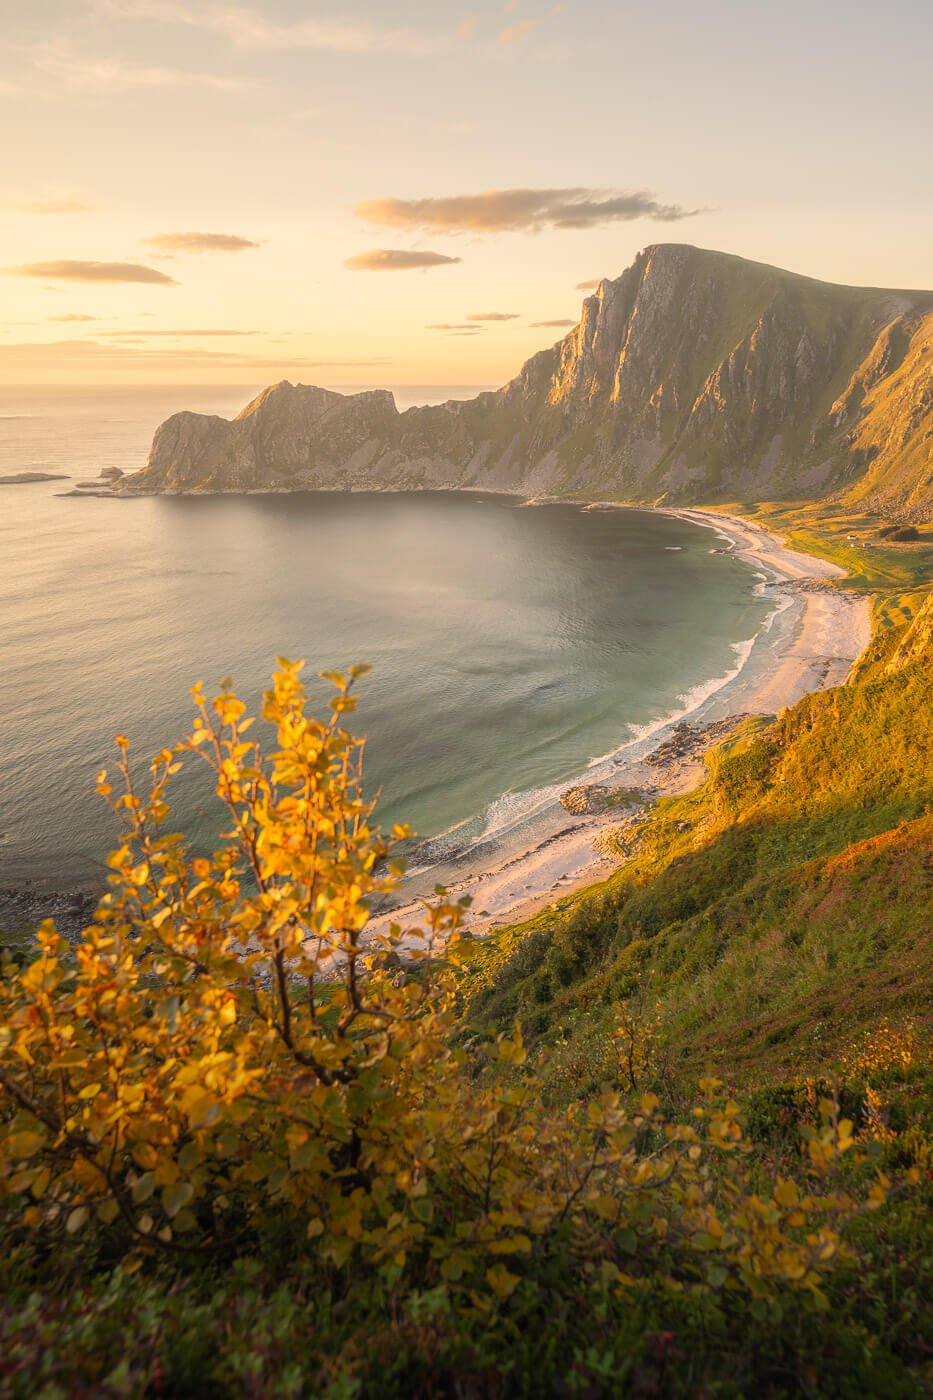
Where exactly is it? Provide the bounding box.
[124,245,933,514]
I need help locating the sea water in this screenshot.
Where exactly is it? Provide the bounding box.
[0,386,771,887]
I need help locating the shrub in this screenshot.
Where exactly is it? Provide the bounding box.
[0,664,917,1382]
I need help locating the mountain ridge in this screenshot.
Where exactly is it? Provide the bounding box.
[124,244,933,514]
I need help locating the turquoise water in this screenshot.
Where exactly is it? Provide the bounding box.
[0,388,770,886]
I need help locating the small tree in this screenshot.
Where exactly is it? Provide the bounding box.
[0,662,467,1261]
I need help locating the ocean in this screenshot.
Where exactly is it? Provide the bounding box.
[0,385,772,889]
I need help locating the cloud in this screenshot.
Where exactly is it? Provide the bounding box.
[28,42,251,92]
[467,311,519,321]
[575,278,601,290]
[498,19,536,43]
[355,187,701,234]
[0,338,388,372]
[529,318,576,328]
[97,327,258,336]
[345,249,461,271]
[458,13,480,39]
[49,313,99,322]
[8,197,94,215]
[9,261,178,285]
[143,231,260,254]
[96,1,441,55]
[426,323,483,332]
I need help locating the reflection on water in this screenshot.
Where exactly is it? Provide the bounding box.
[0,389,768,886]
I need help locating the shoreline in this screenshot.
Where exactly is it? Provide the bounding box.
[365,506,872,949]
[0,502,873,950]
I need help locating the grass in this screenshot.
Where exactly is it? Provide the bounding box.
[462,506,933,1091]
[738,500,933,602]
[1,504,930,1398]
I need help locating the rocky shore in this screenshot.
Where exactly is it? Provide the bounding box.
[644,712,757,771]
[59,466,124,498]
[0,883,101,950]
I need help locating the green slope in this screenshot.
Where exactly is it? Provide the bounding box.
[465,579,933,1089]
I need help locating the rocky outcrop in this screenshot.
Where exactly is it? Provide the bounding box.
[644,714,760,770]
[0,472,70,484]
[559,784,613,816]
[122,244,933,513]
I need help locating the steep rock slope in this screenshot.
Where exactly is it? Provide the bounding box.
[125,245,932,511]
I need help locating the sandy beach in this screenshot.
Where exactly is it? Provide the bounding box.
[367,507,872,950]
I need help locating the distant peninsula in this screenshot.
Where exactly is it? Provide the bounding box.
[0,471,70,484]
[120,244,933,517]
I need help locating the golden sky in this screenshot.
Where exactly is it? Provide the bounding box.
[1,0,931,386]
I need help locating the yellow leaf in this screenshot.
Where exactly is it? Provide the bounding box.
[30,1167,51,1200]
[6,1131,44,1159]
[488,1234,532,1255]
[774,1179,799,1208]
[486,1263,520,1302]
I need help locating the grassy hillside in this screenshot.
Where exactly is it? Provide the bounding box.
[465,538,932,1091]
[0,519,930,1398]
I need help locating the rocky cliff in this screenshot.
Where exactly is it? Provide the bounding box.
[124,245,933,513]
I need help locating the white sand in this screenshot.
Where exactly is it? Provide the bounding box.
[669,510,872,712]
[365,509,872,951]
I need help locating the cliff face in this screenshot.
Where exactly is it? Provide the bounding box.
[125,244,933,513]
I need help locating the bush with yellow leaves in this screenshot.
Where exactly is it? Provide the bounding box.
[839,1019,917,1082]
[0,664,908,1312]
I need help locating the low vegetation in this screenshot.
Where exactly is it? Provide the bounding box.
[1,523,930,1396]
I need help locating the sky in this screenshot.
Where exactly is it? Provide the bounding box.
[1,0,931,387]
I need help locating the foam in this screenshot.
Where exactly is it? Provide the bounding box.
[460,624,769,855]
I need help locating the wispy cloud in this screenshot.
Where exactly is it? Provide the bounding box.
[575,278,601,290]
[458,13,480,39]
[356,187,702,234]
[9,260,178,285]
[529,318,576,328]
[143,231,260,254]
[28,41,251,92]
[426,322,483,332]
[7,197,94,215]
[0,338,387,372]
[467,311,519,321]
[498,19,536,43]
[96,327,258,336]
[48,313,100,321]
[96,2,442,55]
[345,249,461,271]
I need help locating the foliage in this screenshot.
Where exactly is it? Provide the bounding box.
[0,665,925,1395]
